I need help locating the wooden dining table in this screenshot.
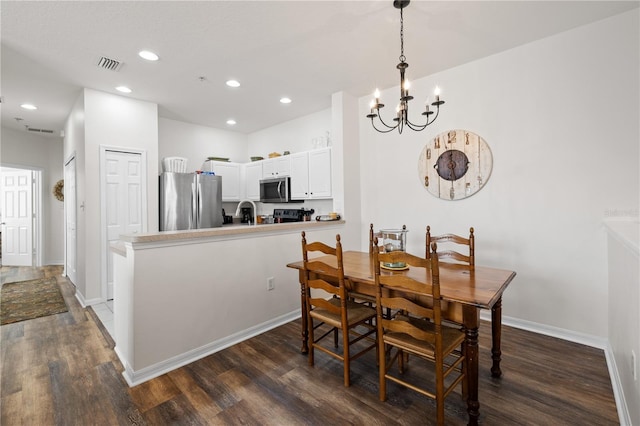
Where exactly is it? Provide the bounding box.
[287,250,516,425]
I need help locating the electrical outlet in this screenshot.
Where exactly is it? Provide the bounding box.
[632,350,637,381]
[267,277,275,291]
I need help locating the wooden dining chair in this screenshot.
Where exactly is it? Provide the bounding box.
[301,231,378,387]
[425,225,474,266]
[373,242,466,426]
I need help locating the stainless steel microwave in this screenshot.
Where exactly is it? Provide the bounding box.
[259,177,301,203]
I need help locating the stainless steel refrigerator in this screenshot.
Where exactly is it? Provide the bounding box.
[159,172,223,231]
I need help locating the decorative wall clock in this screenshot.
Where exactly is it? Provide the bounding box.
[418,130,492,200]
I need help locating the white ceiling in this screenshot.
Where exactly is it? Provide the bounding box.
[1,1,637,138]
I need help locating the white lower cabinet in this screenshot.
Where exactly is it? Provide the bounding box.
[290,148,331,200]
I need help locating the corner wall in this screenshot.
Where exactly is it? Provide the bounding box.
[64,89,159,303]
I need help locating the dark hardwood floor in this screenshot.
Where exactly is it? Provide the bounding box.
[1,266,620,425]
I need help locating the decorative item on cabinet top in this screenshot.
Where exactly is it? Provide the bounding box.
[418,129,493,201]
[207,157,230,162]
[162,157,188,173]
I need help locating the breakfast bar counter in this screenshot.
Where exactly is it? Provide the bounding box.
[118,219,345,244]
[111,219,345,387]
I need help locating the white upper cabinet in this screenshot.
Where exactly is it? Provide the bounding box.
[207,161,241,201]
[262,156,290,178]
[243,161,262,201]
[290,148,331,200]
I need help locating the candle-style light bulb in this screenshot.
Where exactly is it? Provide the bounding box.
[369,99,376,113]
[374,89,380,102]
[434,86,441,102]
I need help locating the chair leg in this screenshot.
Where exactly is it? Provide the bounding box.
[307,316,315,367]
[398,349,405,374]
[334,328,338,348]
[379,341,387,401]
[436,354,445,426]
[343,327,351,387]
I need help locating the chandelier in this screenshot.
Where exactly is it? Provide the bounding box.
[366,0,445,134]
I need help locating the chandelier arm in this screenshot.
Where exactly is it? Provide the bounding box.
[427,106,441,125]
[405,120,427,132]
[370,118,399,133]
[375,112,400,130]
[405,106,441,131]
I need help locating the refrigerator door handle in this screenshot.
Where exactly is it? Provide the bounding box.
[193,178,199,228]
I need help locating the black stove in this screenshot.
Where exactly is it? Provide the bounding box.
[273,208,314,223]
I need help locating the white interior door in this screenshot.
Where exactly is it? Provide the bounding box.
[64,158,77,284]
[1,168,34,266]
[104,150,143,300]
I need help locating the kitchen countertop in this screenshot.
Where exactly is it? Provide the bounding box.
[117,219,345,244]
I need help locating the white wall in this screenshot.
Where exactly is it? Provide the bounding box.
[1,127,64,264]
[247,108,332,157]
[357,10,639,339]
[158,117,248,170]
[65,89,158,303]
[64,93,86,295]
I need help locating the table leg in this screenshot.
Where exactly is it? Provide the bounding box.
[463,305,480,425]
[298,270,309,354]
[491,296,502,378]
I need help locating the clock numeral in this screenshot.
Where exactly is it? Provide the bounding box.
[426,148,431,160]
[450,187,455,199]
[424,176,429,187]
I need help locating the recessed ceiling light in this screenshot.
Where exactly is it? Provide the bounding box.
[226,80,240,88]
[138,50,159,61]
[226,119,237,125]
[280,97,292,104]
[115,86,132,93]
[20,103,37,110]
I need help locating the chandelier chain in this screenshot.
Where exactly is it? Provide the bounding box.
[399,6,405,62]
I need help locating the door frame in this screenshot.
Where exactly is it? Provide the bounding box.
[99,145,148,302]
[0,163,43,267]
[63,153,77,282]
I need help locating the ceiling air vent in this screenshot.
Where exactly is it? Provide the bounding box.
[27,127,55,134]
[96,56,123,72]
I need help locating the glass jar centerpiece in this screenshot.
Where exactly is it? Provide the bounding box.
[379,226,408,269]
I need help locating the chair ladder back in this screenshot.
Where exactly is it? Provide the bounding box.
[426,225,475,266]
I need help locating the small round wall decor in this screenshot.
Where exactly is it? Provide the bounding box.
[418,129,493,200]
[53,179,64,202]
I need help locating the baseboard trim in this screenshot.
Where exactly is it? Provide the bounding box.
[479,311,607,349]
[119,309,301,387]
[604,343,632,426]
[480,312,629,424]
[74,290,103,308]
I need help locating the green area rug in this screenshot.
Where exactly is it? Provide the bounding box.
[0,277,68,325]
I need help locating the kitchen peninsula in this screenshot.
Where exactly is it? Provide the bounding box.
[111,219,345,386]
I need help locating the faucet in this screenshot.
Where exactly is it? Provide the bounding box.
[235,199,257,226]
